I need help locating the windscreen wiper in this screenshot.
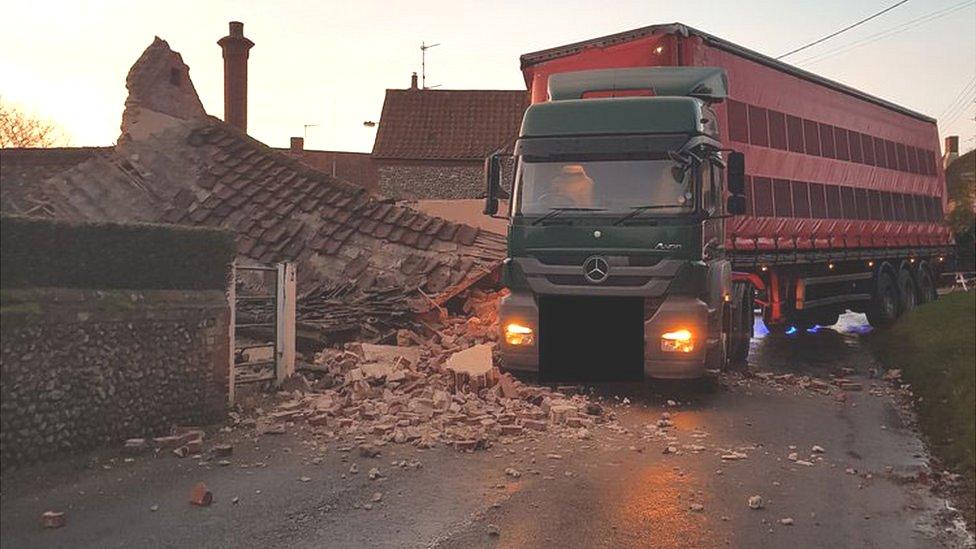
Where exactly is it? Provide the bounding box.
[612,205,680,226]
[530,207,606,226]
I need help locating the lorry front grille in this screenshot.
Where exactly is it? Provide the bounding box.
[532,252,662,267]
[546,274,652,287]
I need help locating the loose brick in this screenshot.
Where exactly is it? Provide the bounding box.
[40,511,65,529]
[189,482,213,506]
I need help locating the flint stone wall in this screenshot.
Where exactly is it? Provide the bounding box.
[0,288,229,469]
[378,163,484,200]
[377,158,518,200]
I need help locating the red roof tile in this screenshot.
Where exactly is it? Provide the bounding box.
[10,117,505,309]
[371,89,529,160]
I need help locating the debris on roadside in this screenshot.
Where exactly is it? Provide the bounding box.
[748,495,764,510]
[189,482,213,506]
[236,289,611,456]
[40,511,66,529]
[123,438,149,455]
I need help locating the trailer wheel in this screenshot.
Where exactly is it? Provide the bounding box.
[915,262,937,304]
[729,282,753,366]
[866,269,899,328]
[896,267,917,314]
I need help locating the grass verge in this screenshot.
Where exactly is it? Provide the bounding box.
[871,290,975,527]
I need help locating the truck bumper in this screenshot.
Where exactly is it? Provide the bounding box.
[497,292,709,380]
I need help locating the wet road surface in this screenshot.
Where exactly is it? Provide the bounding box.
[1,313,972,548]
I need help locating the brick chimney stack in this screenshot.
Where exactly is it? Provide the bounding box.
[944,135,959,169]
[290,137,304,154]
[410,72,418,90]
[218,21,254,132]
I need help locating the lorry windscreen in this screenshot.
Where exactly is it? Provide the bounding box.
[515,156,693,216]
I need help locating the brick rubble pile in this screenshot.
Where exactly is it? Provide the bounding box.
[241,288,608,451]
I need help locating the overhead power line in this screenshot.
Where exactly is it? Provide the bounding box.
[795,0,975,66]
[941,94,975,128]
[938,76,976,121]
[777,0,910,59]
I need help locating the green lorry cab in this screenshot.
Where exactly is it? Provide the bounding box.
[484,67,748,380]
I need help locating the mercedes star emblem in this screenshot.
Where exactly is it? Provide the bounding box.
[583,256,610,284]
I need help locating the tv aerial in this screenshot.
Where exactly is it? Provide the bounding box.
[420,41,440,89]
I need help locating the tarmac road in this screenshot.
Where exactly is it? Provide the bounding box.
[1,313,972,548]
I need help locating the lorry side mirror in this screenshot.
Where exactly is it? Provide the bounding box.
[727,151,745,195]
[727,194,747,215]
[483,153,501,216]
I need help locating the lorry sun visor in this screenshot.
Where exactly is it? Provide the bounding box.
[548,67,728,103]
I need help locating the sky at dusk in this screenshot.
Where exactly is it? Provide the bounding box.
[1,0,974,153]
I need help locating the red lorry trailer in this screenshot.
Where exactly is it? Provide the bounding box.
[519,23,954,332]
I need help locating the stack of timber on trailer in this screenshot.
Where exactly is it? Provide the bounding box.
[519,23,954,330]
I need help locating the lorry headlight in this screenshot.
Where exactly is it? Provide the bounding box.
[504,323,534,346]
[661,329,694,353]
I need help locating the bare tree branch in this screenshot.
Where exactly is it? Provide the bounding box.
[0,99,69,148]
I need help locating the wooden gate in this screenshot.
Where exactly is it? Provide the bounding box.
[228,262,296,404]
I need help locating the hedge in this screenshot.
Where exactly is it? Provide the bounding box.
[1,215,235,291]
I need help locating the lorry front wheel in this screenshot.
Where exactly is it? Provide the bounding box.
[866,270,899,328]
[707,331,729,372]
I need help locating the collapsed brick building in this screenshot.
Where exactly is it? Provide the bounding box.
[0,26,505,336]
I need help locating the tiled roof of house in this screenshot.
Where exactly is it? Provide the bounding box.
[279,148,379,193]
[0,147,111,216]
[371,89,529,160]
[23,117,505,308]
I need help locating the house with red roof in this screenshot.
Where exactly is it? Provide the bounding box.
[371,73,527,200]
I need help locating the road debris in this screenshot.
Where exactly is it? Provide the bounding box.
[780,517,794,525]
[240,291,612,457]
[189,482,213,506]
[40,511,66,528]
[748,495,764,510]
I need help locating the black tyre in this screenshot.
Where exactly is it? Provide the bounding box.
[896,267,917,314]
[915,263,937,304]
[866,270,899,328]
[729,282,753,366]
[706,331,729,371]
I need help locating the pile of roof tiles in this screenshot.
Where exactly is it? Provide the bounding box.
[245,289,608,451]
